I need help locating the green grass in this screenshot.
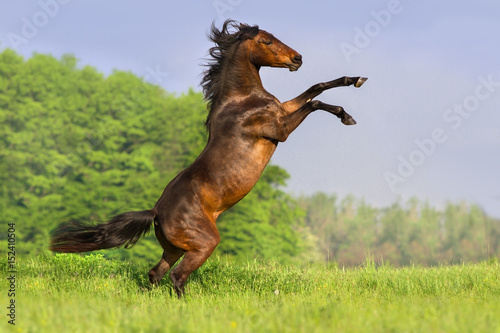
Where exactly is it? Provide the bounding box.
[2,254,500,332]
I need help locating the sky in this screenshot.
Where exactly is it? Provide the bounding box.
[1,1,499,217]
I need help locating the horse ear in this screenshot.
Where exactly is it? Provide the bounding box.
[236,23,260,40]
[239,22,255,31]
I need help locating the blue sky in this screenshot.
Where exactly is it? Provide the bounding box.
[1,0,499,217]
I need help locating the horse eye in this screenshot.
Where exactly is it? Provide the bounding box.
[260,39,272,45]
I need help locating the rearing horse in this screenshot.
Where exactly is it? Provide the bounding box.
[50,20,367,297]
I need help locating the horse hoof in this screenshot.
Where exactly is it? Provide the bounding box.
[342,117,357,125]
[355,77,368,88]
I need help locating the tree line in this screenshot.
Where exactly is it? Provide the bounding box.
[1,49,498,266]
[298,193,499,266]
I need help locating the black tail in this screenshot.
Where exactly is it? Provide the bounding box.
[50,210,155,253]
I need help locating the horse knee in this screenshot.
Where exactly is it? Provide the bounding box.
[149,269,161,285]
[148,252,179,286]
[169,268,187,298]
[149,262,167,285]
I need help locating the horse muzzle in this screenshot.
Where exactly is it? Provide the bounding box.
[288,54,303,71]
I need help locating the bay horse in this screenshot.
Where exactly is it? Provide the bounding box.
[50,20,367,297]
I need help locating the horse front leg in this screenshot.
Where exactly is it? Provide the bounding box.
[275,100,356,142]
[282,76,367,114]
[286,100,356,127]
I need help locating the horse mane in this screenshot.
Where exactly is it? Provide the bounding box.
[201,19,260,129]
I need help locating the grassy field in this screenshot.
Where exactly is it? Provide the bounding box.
[1,254,499,333]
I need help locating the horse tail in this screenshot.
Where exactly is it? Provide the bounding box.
[50,210,155,253]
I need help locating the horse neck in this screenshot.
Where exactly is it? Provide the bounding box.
[221,45,265,98]
[206,44,267,130]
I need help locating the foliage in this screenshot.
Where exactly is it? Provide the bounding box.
[1,254,499,332]
[0,49,308,264]
[299,193,500,266]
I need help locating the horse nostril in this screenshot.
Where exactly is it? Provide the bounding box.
[294,55,302,63]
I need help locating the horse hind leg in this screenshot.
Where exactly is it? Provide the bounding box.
[148,223,184,285]
[149,256,169,285]
[169,223,220,298]
[169,246,218,298]
[148,249,183,285]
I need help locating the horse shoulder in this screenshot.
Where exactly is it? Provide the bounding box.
[235,95,288,141]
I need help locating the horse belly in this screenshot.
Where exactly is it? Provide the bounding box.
[204,140,276,215]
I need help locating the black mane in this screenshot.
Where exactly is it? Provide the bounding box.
[201,20,260,129]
